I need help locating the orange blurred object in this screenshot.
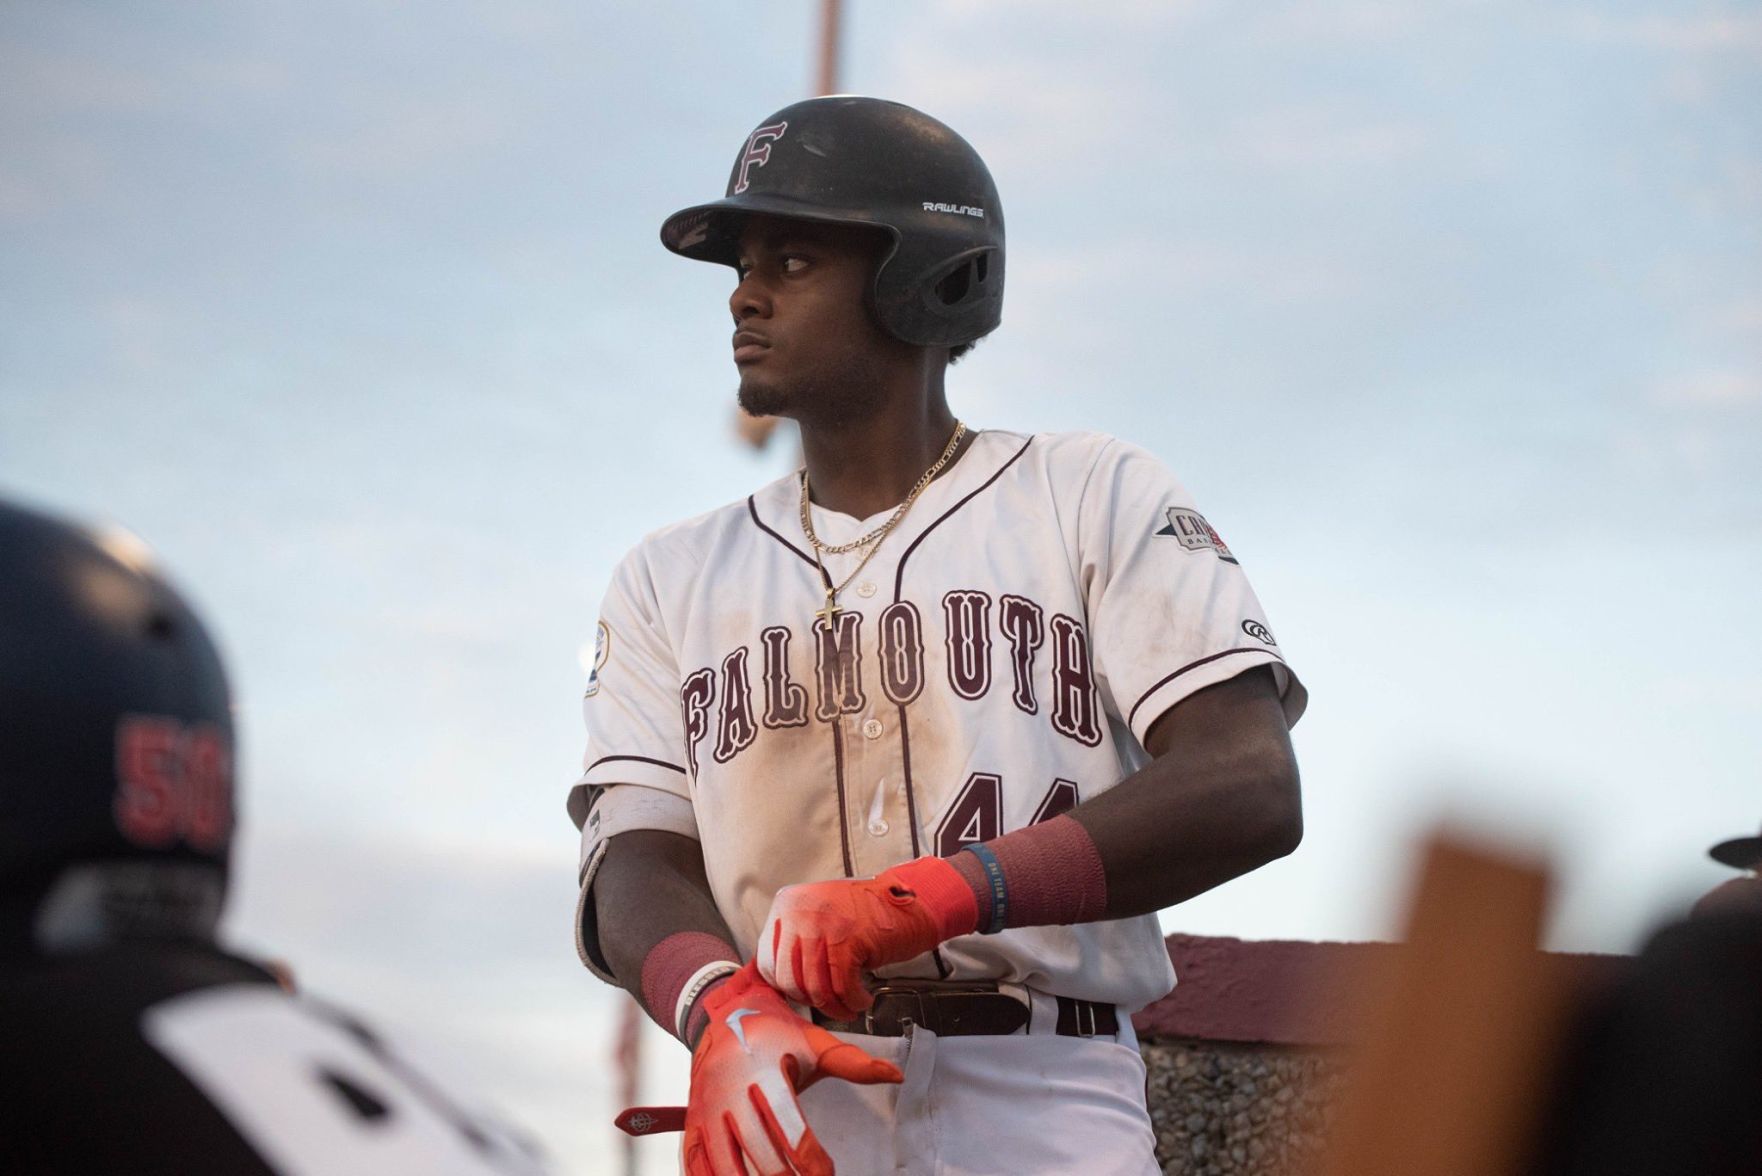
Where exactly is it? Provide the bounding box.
[732,411,783,451]
[1314,833,1574,1176]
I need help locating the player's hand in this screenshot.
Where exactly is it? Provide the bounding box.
[614,962,901,1176]
[757,857,979,1021]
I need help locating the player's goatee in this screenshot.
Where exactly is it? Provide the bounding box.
[736,364,891,427]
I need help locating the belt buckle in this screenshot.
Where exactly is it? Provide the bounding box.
[864,985,931,1035]
[864,983,1013,1036]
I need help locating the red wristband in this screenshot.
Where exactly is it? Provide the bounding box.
[638,931,741,1044]
[948,814,1108,931]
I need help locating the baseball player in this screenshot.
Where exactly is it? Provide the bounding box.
[0,499,549,1176]
[572,96,1307,1175]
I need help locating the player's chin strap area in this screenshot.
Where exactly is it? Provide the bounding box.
[811,982,1118,1039]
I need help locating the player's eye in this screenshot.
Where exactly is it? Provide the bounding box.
[781,255,809,274]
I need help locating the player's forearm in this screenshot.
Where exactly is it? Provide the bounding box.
[593,829,742,1045]
[1071,696,1301,918]
[951,665,1300,926]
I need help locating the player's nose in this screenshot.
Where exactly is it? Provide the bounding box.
[729,272,770,321]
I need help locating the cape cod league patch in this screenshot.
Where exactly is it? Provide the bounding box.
[583,620,610,698]
[1156,507,1239,564]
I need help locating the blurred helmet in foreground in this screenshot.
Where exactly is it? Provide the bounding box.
[0,499,234,949]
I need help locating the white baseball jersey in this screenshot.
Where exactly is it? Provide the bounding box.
[571,429,1305,1014]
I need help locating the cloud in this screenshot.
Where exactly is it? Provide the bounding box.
[1011,236,1366,327]
[1650,669,1762,712]
[1651,369,1762,411]
[0,122,111,223]
[931,0,1214,29]
[1612,418,1757,489]
[101,298,182,374]
[1247,1,1428,45]
[288,95,510,179]
[1716,300,1762,337]
[1224,105,1431,171]
[1564,12,1762,55]
[0,51,175,114]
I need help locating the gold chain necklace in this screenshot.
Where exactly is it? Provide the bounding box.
[799,422,966,555]
[800,421,967,623]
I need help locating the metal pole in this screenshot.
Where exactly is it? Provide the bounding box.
[816,0,842,95]
[735,0,843,454]
[617,996,643,1176]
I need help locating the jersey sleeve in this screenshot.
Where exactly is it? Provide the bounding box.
[1078,439,1308,747]
[568,548,701,983]
[572,549,696,803]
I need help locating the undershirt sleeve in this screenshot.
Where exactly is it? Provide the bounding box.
[1077,439,1308,747]
[572,781,700,983]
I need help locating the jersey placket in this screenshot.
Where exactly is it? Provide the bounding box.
[820,550,913,878]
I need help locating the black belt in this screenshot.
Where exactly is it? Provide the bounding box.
[812,984,1118,1039]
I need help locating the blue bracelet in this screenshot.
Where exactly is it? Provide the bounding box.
[963,844,1008,934]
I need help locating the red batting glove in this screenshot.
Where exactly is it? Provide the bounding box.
[614,962,901,1176]
[756,857,980,1022]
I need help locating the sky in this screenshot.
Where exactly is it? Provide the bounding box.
[3,1,1759,1172]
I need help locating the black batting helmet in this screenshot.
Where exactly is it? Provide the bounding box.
[1711,823,1762,871]
[661,95,1004,348]
[0,500,235,915]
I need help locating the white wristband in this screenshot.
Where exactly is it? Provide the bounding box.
[674,960,741,1042]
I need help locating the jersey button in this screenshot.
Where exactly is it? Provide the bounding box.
[857,581,878,598]
[862,718,884,740]
[868,819,890,837]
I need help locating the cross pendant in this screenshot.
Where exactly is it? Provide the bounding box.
[815,589,842,625]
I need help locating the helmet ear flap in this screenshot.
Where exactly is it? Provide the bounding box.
[876,242,1003,345]
[928,247,999,311]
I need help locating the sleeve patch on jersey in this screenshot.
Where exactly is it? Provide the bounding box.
[1242,619,1277,645]
[583,621,612,698]
[1156,507,1238,564]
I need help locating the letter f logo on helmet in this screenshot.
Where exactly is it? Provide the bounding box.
[734,122,788,193]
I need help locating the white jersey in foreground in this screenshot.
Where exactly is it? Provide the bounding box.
[572,429,1306,1015]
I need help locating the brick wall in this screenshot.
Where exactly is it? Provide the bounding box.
[1132,934,1624,1175]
